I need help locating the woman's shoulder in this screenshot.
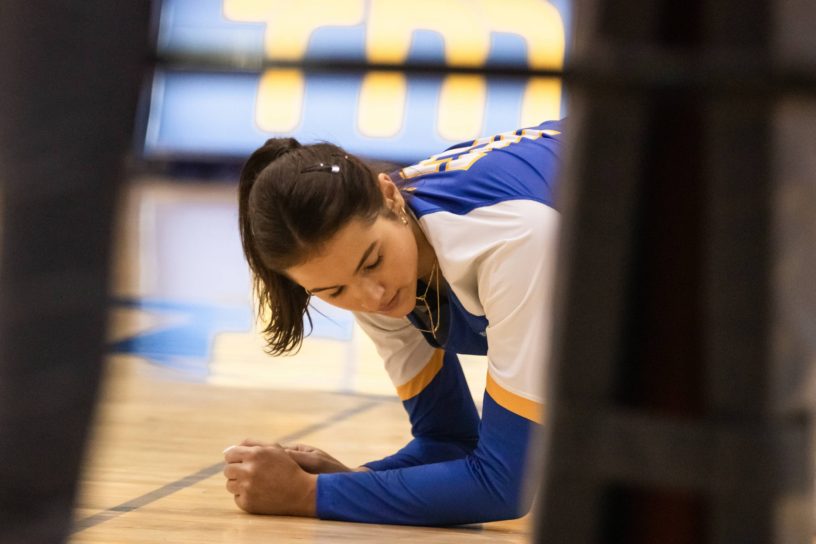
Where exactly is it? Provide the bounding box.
[422,198,559,263]
[399,121,563,218]
[422,200,559,316]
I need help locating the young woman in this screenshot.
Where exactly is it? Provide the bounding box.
[223,120,563,526]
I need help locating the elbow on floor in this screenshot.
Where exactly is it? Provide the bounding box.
[485,488,535,522]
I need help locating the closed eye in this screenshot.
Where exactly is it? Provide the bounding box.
[326,254,381,298]
[328,286,345,298]
[365,255,382,271]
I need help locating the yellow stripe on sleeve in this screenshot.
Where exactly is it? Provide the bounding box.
[395,350,444,400]
[486,372,544,424]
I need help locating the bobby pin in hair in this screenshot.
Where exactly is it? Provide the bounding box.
[300,163,340,174]
[300,155,349,175]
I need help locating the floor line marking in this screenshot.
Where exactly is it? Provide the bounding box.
[72,398,385,533]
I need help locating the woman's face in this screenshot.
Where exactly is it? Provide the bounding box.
[285,213,419,318]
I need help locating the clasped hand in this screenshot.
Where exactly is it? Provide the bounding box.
[223,438,367,516]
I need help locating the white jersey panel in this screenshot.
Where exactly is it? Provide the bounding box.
[353,310,434,388]
[420,199,559,403]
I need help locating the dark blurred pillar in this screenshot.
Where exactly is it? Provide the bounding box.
[0,3,150,543]
[536,0,816,542]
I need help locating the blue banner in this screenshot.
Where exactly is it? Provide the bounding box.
[145,0,571,164]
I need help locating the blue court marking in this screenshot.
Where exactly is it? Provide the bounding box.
[110,297,253,380]
[110,297,355,378]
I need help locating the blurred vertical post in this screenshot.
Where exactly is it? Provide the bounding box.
[536,0,816,543]
[0,3,150,543]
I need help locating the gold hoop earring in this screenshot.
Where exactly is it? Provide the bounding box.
[400,206,408,225]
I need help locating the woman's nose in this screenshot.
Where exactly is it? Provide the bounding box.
[357,278,385,310]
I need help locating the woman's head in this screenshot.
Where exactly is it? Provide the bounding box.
[238,138,419,355]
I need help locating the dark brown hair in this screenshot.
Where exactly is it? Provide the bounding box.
[238,138,391,355]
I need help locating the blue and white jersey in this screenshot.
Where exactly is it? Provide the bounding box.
[316,120,563,526]
[358,119,561,422]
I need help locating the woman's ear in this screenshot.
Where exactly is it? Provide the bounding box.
[377,173,404,211]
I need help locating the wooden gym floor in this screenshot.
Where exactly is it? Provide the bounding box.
[69,178,531,543]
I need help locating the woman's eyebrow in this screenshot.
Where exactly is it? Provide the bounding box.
[307,241,378,293]
[353,241,378,274]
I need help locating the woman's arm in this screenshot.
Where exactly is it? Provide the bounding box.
[362,350,480,471]
[273,349,480,475]
[316,390,538,525]
[351,310,483,471]
[222,388,538,524]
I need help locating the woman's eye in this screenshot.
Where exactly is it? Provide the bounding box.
[365,255,382,271]
[329,287,345,298]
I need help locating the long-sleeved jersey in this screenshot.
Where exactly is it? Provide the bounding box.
[315,120,563,525]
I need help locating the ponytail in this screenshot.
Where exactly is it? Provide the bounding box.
[238,138,311,356]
